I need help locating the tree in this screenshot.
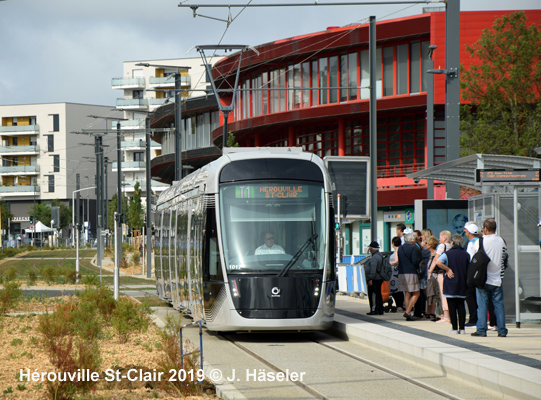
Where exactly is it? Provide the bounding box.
[127,182,144,231]
[29,200,71,229]
[0,200,13,231]
[460,11,541,157]
[227,131,239,148]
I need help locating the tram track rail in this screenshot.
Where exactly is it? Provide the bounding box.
[219,332,465,400]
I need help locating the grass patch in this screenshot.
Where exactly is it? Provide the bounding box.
[133,296,170,307]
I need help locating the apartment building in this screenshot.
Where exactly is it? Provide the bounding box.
[0,103,119,240]
[111,57,216,200]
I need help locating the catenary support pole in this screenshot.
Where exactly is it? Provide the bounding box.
[369,16,378,242]
[146,117,152,279]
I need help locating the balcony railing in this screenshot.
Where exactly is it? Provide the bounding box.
[121,140,146,149]
[116,98,148,108]
[111,77,145,89]
[149,75,190,87]
[0,185,40,193]
[0,165,39,174]
[112,161,146,170]
[110,119,145,130]
[0,145,39,154]
[0,125,39,135]
[149,98,174,106]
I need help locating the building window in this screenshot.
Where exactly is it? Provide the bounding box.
[45,135,54,152]
[133,90,143,99]
[48,175,55,193]
[329,56,338,104]
[134,152,144,162]
[52,155,60,172]
[296,125,338,158]
[396,44,408,95]
[51,114,59,132]
[383,47,394,97]
[410,42,421,93]
[319,58,328,105]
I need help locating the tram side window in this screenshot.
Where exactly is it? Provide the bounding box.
[204,209,223,281]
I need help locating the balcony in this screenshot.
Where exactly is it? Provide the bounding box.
[0,185,39,197]
[149,98,174,108]
[111,77,145,89]
[149,75,190,88]
[0,125,39,136]
[112,161,146,172]
[110,119,145,130]
[0,165,39,175]
[116,98,148,110]
[0,145,39,156]
[121,140,146,150]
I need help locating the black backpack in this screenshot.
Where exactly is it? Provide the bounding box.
[467,237,490,288]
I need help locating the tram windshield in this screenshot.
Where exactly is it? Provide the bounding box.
[219,181,326,274]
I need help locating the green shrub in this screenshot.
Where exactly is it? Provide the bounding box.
[81,274,100,286]
[40,265,56,282]
[78,285,116,321]
[110,297,151,343]
[155,313,203,397]
[27,270,37,285]
[0,282,22,315]
[3,248,18,258]
[6,266,17,282]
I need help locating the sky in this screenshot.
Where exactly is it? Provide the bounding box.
[0,0,539,108]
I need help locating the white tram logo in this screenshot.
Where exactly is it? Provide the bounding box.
[271,287,281,297]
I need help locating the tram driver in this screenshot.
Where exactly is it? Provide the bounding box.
[255,232,285,255]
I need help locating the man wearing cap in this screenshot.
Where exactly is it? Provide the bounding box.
[365,241,384,315]
[464,222,480,328]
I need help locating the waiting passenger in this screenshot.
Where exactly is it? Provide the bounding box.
[255,232,285,255]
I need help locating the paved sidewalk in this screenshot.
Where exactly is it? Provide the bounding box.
[334,294,541,400]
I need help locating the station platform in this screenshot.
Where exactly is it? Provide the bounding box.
[334,294,541,400]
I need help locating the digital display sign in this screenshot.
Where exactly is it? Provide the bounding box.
[476,169,541,185]
[324,156,370,218]
[235,185,308,199]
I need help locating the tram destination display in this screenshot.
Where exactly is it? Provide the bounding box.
[476,169,541,185]
[324,156,370,218]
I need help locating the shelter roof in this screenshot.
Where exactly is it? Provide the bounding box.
[407,154,541,189]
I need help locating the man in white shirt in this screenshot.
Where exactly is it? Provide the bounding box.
[464,222,480,328]
[471,219,508,338]
[255,232,285,255]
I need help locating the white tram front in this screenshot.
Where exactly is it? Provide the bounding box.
[154,147,336,331]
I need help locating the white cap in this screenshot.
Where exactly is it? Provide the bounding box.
[538,219,541,227]
[465,224,479,235]
[403,228,413,234]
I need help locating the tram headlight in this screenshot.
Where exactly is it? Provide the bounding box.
[231,279,241,297]
[314,279,320,297]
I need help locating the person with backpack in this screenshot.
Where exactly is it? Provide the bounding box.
[365,241,384,315]
[398,232,422,321]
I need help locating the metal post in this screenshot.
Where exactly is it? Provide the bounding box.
[114,212,119,301]
[445,0,461,199]
[369,16,378,242]
[115,121,122,300]
[97,135,103,282]
[175,73,183,181]
[514,187,520,328]
[426,46,435,199]
[105,157,109,248]
[146,117,152,279]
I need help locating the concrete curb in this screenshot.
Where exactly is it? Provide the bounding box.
[333,314,539,400]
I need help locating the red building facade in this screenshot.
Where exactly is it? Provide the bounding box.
[207,9,540,208]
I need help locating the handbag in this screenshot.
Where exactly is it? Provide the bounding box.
[417,255,432,279]
[467,237,490,288]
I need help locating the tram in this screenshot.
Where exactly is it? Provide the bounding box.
[153,147,336,331]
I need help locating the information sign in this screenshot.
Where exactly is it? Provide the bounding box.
[476,169,541,185]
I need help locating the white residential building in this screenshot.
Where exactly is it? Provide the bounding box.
[111,57,216,198]
[0,102,120,242]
